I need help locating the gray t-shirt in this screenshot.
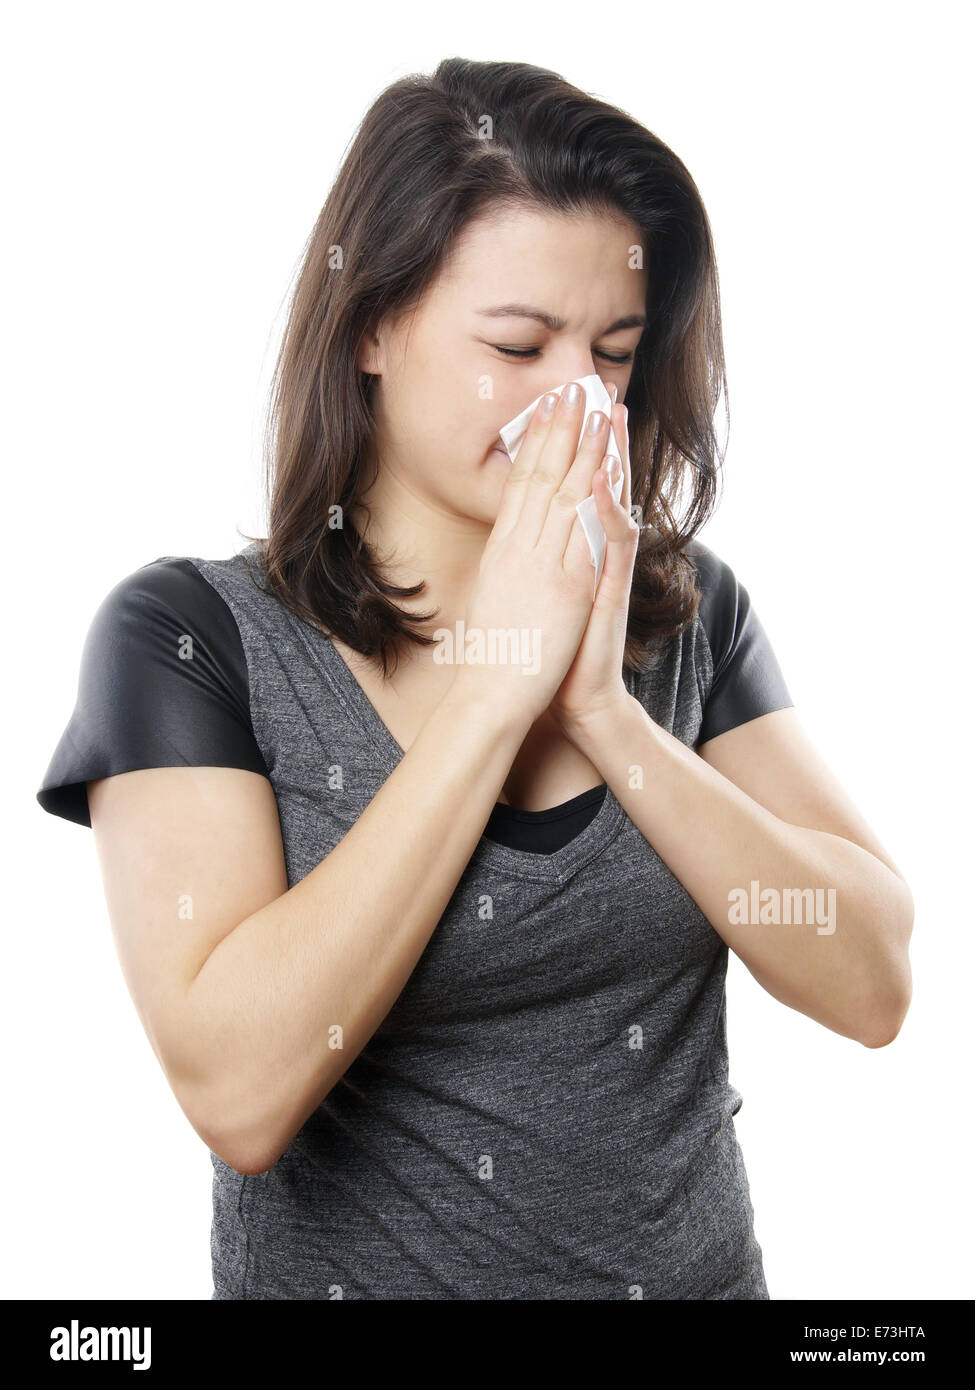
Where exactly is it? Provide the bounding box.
[37,538,793,1299]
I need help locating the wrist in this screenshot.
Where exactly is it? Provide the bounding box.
[442,671,535,747]
[553,689,642,755]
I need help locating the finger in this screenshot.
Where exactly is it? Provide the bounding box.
[536,406,613,561]
[514,382,588,548]
[490,390,559,542]
[563,505,598,576]
[590,458,639,600]
[610,400,632,520]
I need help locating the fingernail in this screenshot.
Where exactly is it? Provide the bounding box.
[539,392,558,416]
[563,382,582,406]
[586,409,606,434]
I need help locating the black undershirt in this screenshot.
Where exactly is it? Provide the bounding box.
[484,782,608,854]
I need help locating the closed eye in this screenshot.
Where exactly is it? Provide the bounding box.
[493,346,634,364]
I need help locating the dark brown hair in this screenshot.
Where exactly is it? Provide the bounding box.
[246,57,727,676]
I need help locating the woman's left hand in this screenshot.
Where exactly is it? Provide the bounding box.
[548,389,640,740]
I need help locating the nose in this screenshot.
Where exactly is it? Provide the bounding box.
[549,355,610,392]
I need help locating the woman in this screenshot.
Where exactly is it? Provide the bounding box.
[37,58,914,1300]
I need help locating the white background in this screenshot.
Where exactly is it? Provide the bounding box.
[6,1,972,1300]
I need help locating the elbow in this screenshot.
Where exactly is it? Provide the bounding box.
[857,887,914,1049]
[858,966,913,1049]
[177,1076,287,1177]
[221,1147,281,1178]
[157,1008,299,1175]
[182,1067,344,1175]
[198,1116,284,1177]
[169,1033,348,1176]
[859,1016,905,1049]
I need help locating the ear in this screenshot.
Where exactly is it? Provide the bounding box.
[357,326,383,376]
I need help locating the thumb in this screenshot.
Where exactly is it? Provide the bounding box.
[591,461,638,601]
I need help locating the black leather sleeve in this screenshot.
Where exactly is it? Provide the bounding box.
[686,540,794,747]
[36,557,270,828]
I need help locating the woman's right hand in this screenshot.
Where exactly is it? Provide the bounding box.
[449,381,614,729]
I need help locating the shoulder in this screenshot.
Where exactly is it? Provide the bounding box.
[37,553,268,828]
[91,554,236,634]
[85,551,259,717]
[85,554,251,677]
[683,538,746,667]
[682,537,794,746]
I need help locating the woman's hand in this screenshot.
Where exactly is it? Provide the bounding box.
[548,388,640,739]
[449,383,613,731]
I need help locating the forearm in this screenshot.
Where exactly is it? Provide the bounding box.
[570,694,913,1047]
[182,680,530,1172]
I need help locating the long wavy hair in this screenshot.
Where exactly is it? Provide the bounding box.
[246,57,727,677]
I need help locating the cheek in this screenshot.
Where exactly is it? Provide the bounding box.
[391,348,505,484]
[408,397,484,496]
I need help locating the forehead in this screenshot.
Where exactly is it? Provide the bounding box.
[433,203,647,317]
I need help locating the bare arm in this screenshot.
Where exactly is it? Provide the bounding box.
[90,683,528,1173]
[560,699,914,1048]
[89,682,529,1176]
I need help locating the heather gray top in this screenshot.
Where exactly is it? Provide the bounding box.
[37,538,793,1299]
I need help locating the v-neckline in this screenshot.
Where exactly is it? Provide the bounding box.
[288,613,628,883]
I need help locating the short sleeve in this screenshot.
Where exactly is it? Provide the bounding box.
[686,540,794,747]
[36,557,271,828]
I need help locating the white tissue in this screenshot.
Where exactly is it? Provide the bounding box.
[498,372,626,595]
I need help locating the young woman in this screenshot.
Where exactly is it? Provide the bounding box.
[37,58,913,1300]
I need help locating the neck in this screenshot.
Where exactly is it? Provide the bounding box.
[349,468,491,635]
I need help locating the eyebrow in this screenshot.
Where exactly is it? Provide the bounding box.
[475,303,647,334]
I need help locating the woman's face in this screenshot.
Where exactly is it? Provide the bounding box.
[358,203,648,533]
